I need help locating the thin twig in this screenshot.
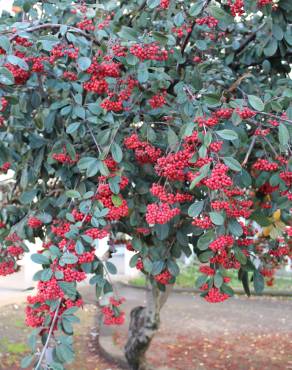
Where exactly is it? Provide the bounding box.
[7,23,101,46]
[257,111,292,125]
[263,136,279,157]
[35,299,62,370]
[242,136,256,166]
[85,122,101,155]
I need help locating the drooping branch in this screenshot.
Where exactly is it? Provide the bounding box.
[6,23,101,46]
[234,22,266,57]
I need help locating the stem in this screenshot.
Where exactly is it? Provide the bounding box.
[8,23,101,46]
[242,136,256,166]
[85,122,101,155]
[34,299,62,370]
[257,111,292,125]
[263,136,279,157]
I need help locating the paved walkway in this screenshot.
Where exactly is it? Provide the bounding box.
[84,284,292,370]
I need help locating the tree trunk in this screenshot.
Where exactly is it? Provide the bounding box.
[124,284,172,370]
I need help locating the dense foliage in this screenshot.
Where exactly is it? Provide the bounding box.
[0,0,291,368]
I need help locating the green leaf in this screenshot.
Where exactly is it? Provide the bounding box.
[209,212,224,225]
[167,260,180,276]
[248,95,264,112]
[0,36,10,52]
[19,190,38,204]
[111,142,123,163]
[60,253,79,265]
[253,270,265,294]
[66,190,81,199]
[78,157,99,177]
[111,194,122,207]
[147,0,160,8]
[0,67,15,85]
[278,123,289,148]
[198,250,214,263]
[58,282,77,300]
[138,63,149,83]
[167,128,178,146]
[214,271,223,288]
[228,219,243,237]
[223,157,242,172]
[105,261,117,274]
[188,200,204,217]
[77,56,91,71]
[118,26,140,41]
[189,0,205,16]
[41,268,53,281]
[216,129,238,140]
[197,230,215,251]
[195,274,208,288]
[234,246,247,265]
[31,253,50,265]
[7,55,29,71]
[264,37,278,57]
[21,355,34,368]
[154,224,170,240]
[151,260,164,275]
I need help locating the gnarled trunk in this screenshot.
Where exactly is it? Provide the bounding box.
[124,284,172,370]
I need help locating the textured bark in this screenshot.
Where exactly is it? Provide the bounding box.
[124,284,172,370]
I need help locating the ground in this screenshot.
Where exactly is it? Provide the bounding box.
[0,284,292,369]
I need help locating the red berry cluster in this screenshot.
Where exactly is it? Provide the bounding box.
[1,97,8,112]
[160,0,170,9]
[14,36,33,47]
[149,92,166,109]
[100,77,138,112]
[76,18,95,31]
[209,235,234,252]
[124,134,162,164]
[27,217,43,229]
[211,198,253,218]
[155,150,190,181]
[130,43,168,61]
[199,266,215,276]
[50,44,79,62]
[154,270,172,285]
[204,287,229,303]
[215,108,233,119]
[257,0,273,6]
[254,128,270,136]
[63,71,78,81]
[101,297,125,325]
[0,232,24,276]
[94,161,129,221]
[280,172,292,187]
[172,24,192,38]
[193,56,202,63]
[192,216,213,229]
[84,228,109,240]
[5,63,30,85]
[146,203,180,225]
[236,107,255,119]
[0,162,11,173]
[204,164,233,190]
[112,43,127,57]
[196,116,219,128]
[252,159,279,171]
[151,183,192,204]
[52,150,79,165]
[258,182,279,195]
[97,15,112,30]
[0,261,17,276]
[227,0,245,16]
[196,16,219,28]
[136,228,150,235]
